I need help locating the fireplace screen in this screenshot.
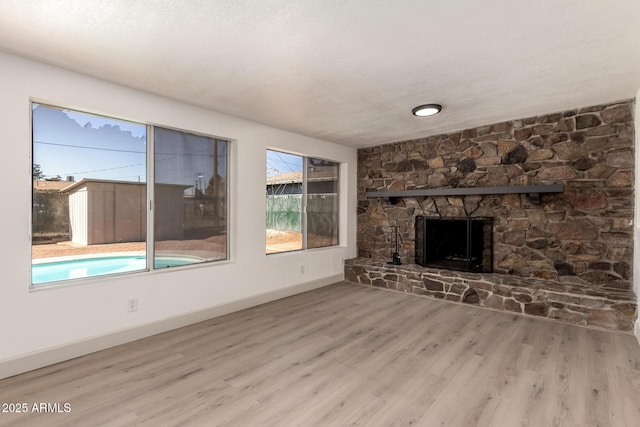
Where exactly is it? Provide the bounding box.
[415,216,493,273]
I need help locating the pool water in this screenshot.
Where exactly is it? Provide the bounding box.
[32,255,200,285]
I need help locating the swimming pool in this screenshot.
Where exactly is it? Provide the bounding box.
[32,255,201,285]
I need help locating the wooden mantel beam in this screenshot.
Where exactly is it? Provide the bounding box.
[366,184,564,205]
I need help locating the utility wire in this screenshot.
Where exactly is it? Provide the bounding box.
[34,140,144,154]
[270,151,302,173]
[62,162,145,176]
[34,140,217,157]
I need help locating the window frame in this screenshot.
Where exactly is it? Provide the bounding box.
[305,156,340,250]
[265,149,340,255]
[29,102,232,289]
[151,124,231,268]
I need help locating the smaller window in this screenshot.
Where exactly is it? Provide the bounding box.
[265,150,339,254]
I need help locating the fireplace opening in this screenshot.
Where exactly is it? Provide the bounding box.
[415,216,493,273]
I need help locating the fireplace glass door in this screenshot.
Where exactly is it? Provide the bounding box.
[415,216,493,273]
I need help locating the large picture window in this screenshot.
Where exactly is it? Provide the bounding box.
[266,150,339,254]
[31,103,229,286]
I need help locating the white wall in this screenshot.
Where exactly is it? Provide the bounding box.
[0,51,357,378]
[635,88,640,345]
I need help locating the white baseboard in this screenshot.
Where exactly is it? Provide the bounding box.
[0,275,343,380]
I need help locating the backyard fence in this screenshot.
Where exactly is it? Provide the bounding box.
[266,195,302,232]
[307,194,338,240]
[266,194,338,236]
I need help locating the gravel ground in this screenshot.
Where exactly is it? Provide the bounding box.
[33,236,226,259]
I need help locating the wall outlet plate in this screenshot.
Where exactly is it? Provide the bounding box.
[128,297,138,312]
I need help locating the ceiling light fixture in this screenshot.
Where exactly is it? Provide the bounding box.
[412,103,442,117]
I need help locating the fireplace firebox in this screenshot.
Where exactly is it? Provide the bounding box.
[415,216,493,273]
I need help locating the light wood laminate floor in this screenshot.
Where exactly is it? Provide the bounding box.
[1,282,639,426]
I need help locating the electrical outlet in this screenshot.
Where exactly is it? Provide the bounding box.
[128,297,138,312]
[300,264,305,275]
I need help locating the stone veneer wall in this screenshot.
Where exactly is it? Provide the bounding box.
[357,99,636,292]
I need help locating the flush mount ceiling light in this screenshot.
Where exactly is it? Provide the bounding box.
[412,103,442,117]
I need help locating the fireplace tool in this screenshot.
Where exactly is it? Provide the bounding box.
[388,225,402,265]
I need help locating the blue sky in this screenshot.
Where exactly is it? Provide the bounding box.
[34,104,295,188]
[32,104,147,182]
[267,149,302,177]
[33,104,228,194]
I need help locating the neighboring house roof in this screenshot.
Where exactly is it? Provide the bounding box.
[267,169,337,185]
[33,180,73,191]
[308,167,338,182]
[267,172,302,185]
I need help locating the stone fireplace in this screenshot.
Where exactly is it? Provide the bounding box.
[348,99,638,333]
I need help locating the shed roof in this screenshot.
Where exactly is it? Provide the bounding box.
[59,178,191,193]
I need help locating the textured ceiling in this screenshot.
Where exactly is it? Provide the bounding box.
[1,0,639,148]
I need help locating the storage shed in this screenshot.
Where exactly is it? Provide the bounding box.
[62,179,190,245]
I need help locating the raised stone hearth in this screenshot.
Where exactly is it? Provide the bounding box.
[345,258,636,333]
